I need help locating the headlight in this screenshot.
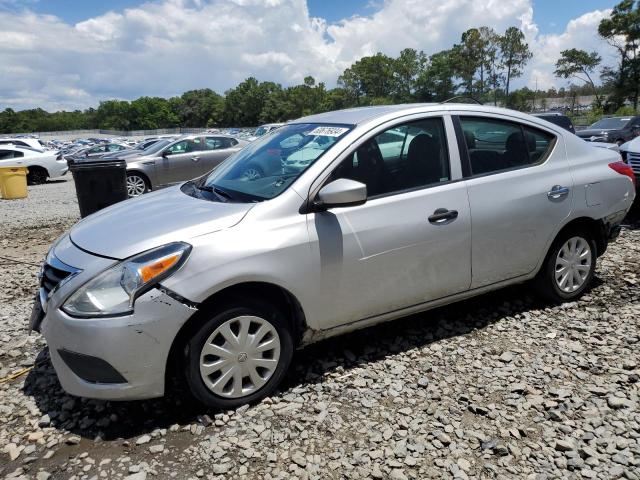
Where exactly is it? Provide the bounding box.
[62,242,191,317]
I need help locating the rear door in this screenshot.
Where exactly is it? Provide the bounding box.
[454,113,573,288]
[156,137,203,186]
[199,136,240,175]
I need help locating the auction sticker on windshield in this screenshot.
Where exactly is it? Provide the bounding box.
[307,126,349,137]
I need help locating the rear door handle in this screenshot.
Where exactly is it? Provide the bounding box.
[547,185,570,200]
[428,208,458,224]
[191,156,200,162]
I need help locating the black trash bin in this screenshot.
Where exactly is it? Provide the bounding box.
[69,158,128,218]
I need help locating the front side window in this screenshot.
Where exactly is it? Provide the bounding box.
[329,118,450,197]
[460,117,555,176]
[166,138,201,155]
[108,144,125,152]
[196,123,352,201]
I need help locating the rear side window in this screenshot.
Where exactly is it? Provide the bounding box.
[330,117,450,197]
[460,117,555,176]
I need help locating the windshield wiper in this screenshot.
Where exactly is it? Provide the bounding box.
[197,184,230,202]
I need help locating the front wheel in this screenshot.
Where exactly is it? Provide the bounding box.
[184,300,293,409]
[126,172,149,197]
[535,230,597,303]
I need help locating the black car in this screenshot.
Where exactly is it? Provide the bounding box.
[576,116,640,145]
[532,113,576,134]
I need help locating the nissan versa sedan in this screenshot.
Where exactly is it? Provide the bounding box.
[122,134,247,197]
[31,104,636,409]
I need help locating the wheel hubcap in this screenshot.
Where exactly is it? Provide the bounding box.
[199,315,281,399]
[555,236,592,293]
[127,175,146,197]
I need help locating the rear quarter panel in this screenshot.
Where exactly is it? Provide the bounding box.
[564,135,635,220]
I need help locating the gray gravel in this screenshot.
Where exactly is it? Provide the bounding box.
[1,181,639,480]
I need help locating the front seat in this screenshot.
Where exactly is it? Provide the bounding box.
[402,134,442,187]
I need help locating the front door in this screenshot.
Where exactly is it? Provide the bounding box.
[306,116,472,329]
[456,114,573,288]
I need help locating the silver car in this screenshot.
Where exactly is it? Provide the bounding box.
[31,104,636,408]
[124,134,247,197]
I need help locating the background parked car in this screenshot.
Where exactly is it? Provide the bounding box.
[619,136,640,189]
[0,145,68,183]
[576,115,640,145]
[532,112,576,134]
[122,134,247,197]
[67,142,129,161]
[246,123,285,142]
[0,137,48,151]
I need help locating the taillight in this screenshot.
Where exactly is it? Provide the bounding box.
[609,161,636,186]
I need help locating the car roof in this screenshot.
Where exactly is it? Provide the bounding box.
[294,103,553,127]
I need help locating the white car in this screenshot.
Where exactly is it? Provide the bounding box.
[0,145,68,184]
[0,137,48,151]
[247,123,285,142]
[620,137,640,187]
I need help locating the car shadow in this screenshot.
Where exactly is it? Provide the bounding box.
[21,279,598,441]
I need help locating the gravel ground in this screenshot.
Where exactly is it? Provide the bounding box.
[1,180,639,480]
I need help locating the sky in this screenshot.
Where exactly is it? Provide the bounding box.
[0,0,620,111]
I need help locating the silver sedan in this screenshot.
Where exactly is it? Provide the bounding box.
[124,134,247,197]
[32,104,635,409]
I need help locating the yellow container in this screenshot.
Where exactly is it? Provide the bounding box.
[0,166,28,199]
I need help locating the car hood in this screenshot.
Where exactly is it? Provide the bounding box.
[69,185,254,259]
[621,136,640,153]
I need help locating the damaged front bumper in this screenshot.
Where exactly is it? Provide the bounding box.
[36,235,197,401]
[42,289,195,400]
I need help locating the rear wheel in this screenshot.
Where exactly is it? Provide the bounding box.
[27,167,48,185]
[184,300,293,409]
[126,172,149,197]
[535,229,597,303]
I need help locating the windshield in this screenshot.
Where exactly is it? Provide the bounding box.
[144,139,171,154]
[196,123,352,202]
[590,117,631,129]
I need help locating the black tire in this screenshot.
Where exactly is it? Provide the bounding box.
[535,228,597,303]
[183,299,293,409]
[126,172,150,197]
[27,167,48,185]
[616,139,625,146]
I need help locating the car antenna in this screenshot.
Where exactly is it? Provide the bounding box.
[442,96,483,105]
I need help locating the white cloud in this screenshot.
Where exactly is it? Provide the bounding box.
[0,0,616,110]
[525,9,616,91]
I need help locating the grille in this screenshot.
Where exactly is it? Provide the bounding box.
[40,255,79,298]
[628,153,640,175]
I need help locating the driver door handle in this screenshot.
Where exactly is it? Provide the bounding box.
[191,156,200,162]
[428,208,458,224]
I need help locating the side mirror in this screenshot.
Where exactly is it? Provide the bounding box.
[162,150,171,157]
[315,178,367,210]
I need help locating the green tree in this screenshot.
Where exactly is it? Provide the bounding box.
[178,89,225,127]
[338,53,396,104]
[393,48,427,102]
[554,49,603,108]
[598,0,640,110]
[499,27,533,107]
[415,50,458,101]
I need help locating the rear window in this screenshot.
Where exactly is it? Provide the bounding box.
[461,117,556,176]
